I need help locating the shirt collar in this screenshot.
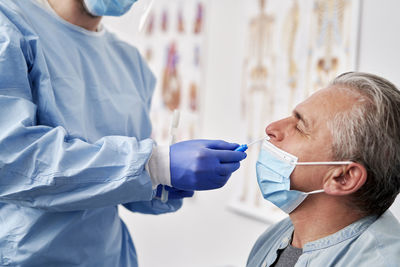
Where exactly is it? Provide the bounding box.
[303,215,377,252]
[277,215,377,252]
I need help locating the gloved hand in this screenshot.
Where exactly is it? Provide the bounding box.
[170,140,247,191]
[155,185,194,200]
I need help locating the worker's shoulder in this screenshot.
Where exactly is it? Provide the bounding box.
[0,0,26,23]
[105,29,141,56]
[0,0,20,13]
[355,210,400,264]
[104,29,153,78]
[0,0,37,38]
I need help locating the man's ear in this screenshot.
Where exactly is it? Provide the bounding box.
[323,163,367,196]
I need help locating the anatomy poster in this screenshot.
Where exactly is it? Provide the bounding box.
[105,0,207,145]
[140,1,207,144]
[229,0,361,223]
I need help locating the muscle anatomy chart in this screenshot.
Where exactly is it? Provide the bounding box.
[135,0,208,143]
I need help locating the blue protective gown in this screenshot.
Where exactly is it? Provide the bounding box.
[0,0,182,266]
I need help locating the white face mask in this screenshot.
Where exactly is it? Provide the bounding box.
[256,140,352,214]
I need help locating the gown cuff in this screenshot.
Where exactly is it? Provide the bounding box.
[146,145,171,189]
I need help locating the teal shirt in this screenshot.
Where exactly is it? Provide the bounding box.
[247,210,400,267]
[0,0,182,266]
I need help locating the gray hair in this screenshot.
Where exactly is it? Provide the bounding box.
[328,72,400,216]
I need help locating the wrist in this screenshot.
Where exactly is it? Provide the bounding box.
[146,145,171,189]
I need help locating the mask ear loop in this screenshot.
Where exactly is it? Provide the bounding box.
[305,189,325,194]
[295,161,353,165]
[295,162,352,195]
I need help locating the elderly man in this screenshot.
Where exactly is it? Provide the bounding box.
[247,72,400,267]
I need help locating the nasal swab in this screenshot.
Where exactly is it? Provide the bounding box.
[234,136,270,152]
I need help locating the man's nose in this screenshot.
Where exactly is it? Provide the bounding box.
[265,119,286,142]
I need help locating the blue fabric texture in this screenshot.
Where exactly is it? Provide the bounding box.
[247,210,400,267]
[0,0,182,266]
[256,141,308,214]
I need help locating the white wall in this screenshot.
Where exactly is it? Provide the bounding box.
[358,0,400,86]
[357,0,400,219]
[116,0,400,266]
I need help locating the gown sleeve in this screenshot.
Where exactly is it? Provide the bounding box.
[0,8,181,214]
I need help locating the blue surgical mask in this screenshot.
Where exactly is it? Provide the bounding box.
[256,140,352,214]
[83,0,138,17]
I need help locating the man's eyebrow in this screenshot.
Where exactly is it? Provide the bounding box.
[293,110,310,129]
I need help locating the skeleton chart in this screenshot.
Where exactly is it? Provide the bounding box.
[229,0,361,223]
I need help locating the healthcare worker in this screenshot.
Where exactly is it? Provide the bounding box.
[0,0,246,266]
